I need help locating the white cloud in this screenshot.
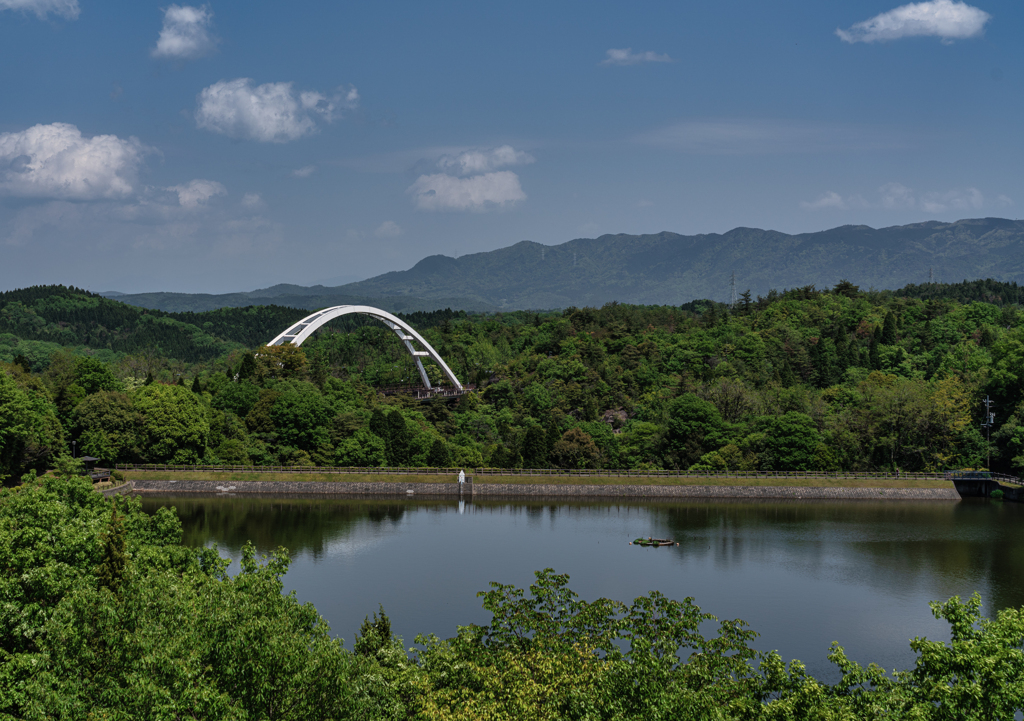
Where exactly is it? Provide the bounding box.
[195,79,358,143]
[435,145,535,175]
[880,182,917,208]
[0,0,78,19]
[836,0,991,44]
[291,165,317,178]
[152,5,217,60]
[0,123,150,201]
[408,145,532,212]
[635,119,903,155]
[374,220,402,238]
[168,179,226,209]
[241,192,263,209]
[601,48,671,65]
[920,187,984,213]
[408,171,525,211]
[801,191,847,210]
[801,184,1000,213]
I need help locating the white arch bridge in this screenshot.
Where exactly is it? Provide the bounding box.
[267,305,463,392]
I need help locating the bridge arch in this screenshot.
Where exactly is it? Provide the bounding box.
[267,305,463,391]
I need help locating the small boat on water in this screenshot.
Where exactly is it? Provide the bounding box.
[631,537,678,547]
[948,470,1024,502]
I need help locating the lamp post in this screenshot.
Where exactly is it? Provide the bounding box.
[981,395,995,470]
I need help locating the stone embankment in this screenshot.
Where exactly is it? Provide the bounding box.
[121,479,960,500]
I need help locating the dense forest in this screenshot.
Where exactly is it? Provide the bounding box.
[1,470,1020,719]
[4,280,1024,482]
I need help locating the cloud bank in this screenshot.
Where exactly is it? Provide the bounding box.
[195,79,358,142]
[435,145,534,175]
[635,119,903,154]
[408,145,530,211]
[0,0,78,19]
[152,4,217,60]
[408,171,525,212]
[601,48,671,65]
[800,191,848,210]
[801,183,1006,213]
[0,123,151,200]
[374,221,402,238]
[168,179,226,209]
[836,0,991,44]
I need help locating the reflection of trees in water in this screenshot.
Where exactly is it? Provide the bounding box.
[140,495,413,559]
[651,499,1024,612]
[143,495,1024,612]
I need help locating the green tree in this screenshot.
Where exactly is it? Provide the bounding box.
[881,310,898,345]
[747,412,822,471]
[664,393,725,469]
[72,391,142,465]
[522,424,548,468]
[96,503,128,593]
[212,379,260,418]
[254,344,308,382]
[335,428,387,467]
[355,605,393,657]
[869,332,881,369]
[550,428,601,468]
[427,438,452,467]
[0,370,63,483]
[133,383,210,463]
[270,384,335,451]
[386,410,411,465]
[238,352,257,380]
[214,438,251,465]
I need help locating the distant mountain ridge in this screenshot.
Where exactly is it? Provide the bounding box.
[102,288,498,314]
[106,218,1024,311]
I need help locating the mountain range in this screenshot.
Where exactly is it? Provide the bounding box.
[104,217,1024,312]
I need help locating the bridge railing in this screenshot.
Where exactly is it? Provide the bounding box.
[377,384,475,399]
[114,464,952,481]
[945,470,1023,486]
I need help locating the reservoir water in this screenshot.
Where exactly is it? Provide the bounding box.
[141,494,1024,681]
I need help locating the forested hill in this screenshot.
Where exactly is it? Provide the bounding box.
[0,286,309,364]
[330,217,1024,309]
[10,276,1024,484]
[0,285,474,367]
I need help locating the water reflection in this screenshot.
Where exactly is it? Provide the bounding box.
[140,494,1024,679]
[152,495,423,559]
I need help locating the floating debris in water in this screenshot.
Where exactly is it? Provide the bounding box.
[630,537,678,547]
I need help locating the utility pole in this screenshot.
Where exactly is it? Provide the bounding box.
[730,272,737,309]
[981,395,995,470]
[929,267,933,284]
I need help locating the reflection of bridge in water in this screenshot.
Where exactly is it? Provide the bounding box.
[268,305,468,398]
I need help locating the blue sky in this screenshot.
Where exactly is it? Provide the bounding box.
[0,0,1021,293]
